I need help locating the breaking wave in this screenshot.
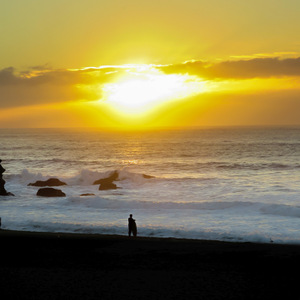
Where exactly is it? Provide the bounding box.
[68,196,300,218]
[8,168,156,186]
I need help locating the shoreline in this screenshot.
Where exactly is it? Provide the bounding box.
[1,227,299,245]
[1,228,300,299]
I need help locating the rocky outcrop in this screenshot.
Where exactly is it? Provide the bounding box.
[28,178,67,187]
[0,159,14,196]
[37,188,66,197]
[93,170,119,190]
[93,171,119,185]
[142,174,155,179]
[93,170,154,191]
[99,182,118,190]
[93,170,154,185]
[0,177,8,196]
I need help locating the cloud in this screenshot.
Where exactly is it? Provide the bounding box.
[0,67,22,85]
[2,58,300,110]
[160,57,300,79]
[0,66,123,108]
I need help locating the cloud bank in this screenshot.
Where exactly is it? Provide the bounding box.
[0,66,123,108]
[1,57,300,109]
[160,57,300,79]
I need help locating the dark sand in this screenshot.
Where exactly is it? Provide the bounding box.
[1,230,299,300]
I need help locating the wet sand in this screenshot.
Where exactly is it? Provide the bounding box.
[0,229,299,299]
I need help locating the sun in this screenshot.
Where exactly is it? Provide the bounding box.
[102,65,206,115]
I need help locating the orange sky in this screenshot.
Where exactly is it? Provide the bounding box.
[1,0,300,129]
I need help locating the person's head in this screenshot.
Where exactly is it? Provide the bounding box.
[130,214,133,218]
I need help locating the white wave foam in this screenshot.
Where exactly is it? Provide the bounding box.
[66,169,109,186]
[12,169,48,184]
[9,168,155,186]
[68,196,300,219]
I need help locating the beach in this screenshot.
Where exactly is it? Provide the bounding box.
[1,128,300,298]
[1,229,299,299]
[1,127,300,244]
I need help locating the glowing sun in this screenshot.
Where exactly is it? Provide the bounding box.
[102,65,205,115]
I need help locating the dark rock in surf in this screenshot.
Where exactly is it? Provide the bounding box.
[0,159,14,196]
[99,182,118,190]
[37,188,66,197]
[0,191,15,196]
[142,174,155,179]
[80,193,95,196]
[93,170,154,190]
[28,178,67,187]
[93,170,154,185]
[0,178,8,196]
[93,170,119,185]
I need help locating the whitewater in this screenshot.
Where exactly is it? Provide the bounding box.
[0,127,299,244]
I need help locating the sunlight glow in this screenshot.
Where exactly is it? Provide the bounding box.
[101,66,206,115]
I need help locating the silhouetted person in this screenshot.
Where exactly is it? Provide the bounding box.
[128,214,137,237]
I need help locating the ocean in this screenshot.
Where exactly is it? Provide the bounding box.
[0,127,299,243]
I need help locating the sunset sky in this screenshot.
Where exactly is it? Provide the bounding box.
[1,0,300,129]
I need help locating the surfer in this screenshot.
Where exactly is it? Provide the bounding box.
[128,214,137,237]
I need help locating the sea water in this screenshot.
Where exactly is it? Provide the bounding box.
[0,127,299,244]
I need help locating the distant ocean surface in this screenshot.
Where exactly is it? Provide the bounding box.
[1,127,300,244]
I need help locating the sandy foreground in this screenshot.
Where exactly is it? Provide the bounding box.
[0,229,299,300]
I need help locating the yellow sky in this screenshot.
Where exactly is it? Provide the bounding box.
[1,0,300,129]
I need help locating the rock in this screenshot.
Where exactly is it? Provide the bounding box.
[37,188,66,197]
[28,178,67,187]
[93,170,119,185]
[93,170,153,190]
[0,189,13,196]
[0,160,14,196]
[80,193,95,196]
[0,178,8,195]
[94,170,120,190]
[93,170,154,185]
[99,182,118,190]
[142,174,155,179]
[1,191,15,196]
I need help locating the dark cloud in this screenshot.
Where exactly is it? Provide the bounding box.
[0,66,122,108]
[0,67,22,85]
[160,57,300,79]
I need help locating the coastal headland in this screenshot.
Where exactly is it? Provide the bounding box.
[0,229,299,299]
